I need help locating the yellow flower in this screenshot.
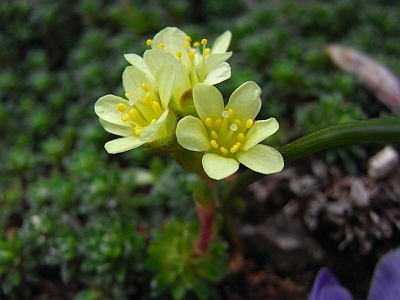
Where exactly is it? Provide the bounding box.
[176,82,284,180]
[94,65,176,154]
[125,27,232,115]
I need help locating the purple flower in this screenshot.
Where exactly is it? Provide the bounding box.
[309,248,400,300]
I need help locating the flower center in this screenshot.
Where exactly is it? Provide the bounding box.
[204,109,254,157]
[117,83,164,136]
[146,35,211,87]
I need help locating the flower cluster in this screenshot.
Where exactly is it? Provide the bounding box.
[95,27,284,180]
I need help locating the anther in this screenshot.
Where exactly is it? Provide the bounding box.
[117,103,127,113]
[130,108,140,118]
[246,119,254,128]
[237,133,245,142]
[134,126,142,136]
[122,113,130,122]
[184,43,189,49]
[193,41,200,47]
[227,109,234,118]
[234,119,242,127]
[146,39,153,46]
[230,145,239,153]
[141,83,149,92]
[158,43,164,49]
[188,52,195,59]
[211,131,218,139]
[220,147,228,155]
[151,119,157,124]
[125,92,130,99]
[214,119,222,127]
[152,101,161,111]
[210,140,219,148]
[204,48,211,55]
[205,118,213,127]
[201,39,208,45]
[185,36,192,42]
[230,124,238,131]
[176,51,182,58]
[145,92,153,104]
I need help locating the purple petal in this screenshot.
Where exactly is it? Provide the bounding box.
[309,268,353,300]
[368,247,400,300]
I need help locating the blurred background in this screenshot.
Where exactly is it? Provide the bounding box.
[1,0,400,299]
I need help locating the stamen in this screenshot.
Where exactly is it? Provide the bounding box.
[141,83,149,92]
[125,92,130,99]
[176,51,182,58]
[130,108,140,118]
[151,119,157,124]
[193,41,200,47]
[184,36,192,42]
[211,131,218,139]
[230,124,238,131]
[188,52,195,59]
[152,101,162,112]
[144,92,153,104]
[246,119,254,128]
[227,109,234,118]
[184,43,190,49]
[201,39,208,45]
[237,133,245,142]
[134,126,142,136]
[220,147,228,155]
[222,111,229,118]
[205,118,213,127]
[158,43,164,49]
[146,39,153,46]
[204,48,211,55]
[117,103,127,113]
[210,140,218,148]
[234,119,242,127]
[230,145,239,153]
[214,119,222,127]
[122,113,130,122]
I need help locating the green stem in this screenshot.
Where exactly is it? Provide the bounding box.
[222,118,400,203]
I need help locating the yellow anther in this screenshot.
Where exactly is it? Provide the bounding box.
[246,119,254,128]
[230,145,239,153]
[193,41,200,47]
[204,48,211,55]
[176,51,182,58]
[141,83,149,92]
[227,109,234,118]
[146,39,153,46]
[152,101,161,111]
[130,108,140,118]
[234,119,242,127]
[125,92,130,99]
[184,43,190,49]
[220,147,228,155]
[134,126,142,136]
[201,39,208,45]
[158,43,164,49]
[211,131,218,139]
[117,103,127,113]
[235,142,242,148]
[185,36,192,42]
[210,140,219,148]
[151,119,157,124]
[122,113,130,122]
[237,133,245,142]
[145,92,153,104]
[188,52,195,59]
[214,119,222,127]
[205,118,213,127]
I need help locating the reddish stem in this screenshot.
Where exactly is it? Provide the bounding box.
[194,203,216,255]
